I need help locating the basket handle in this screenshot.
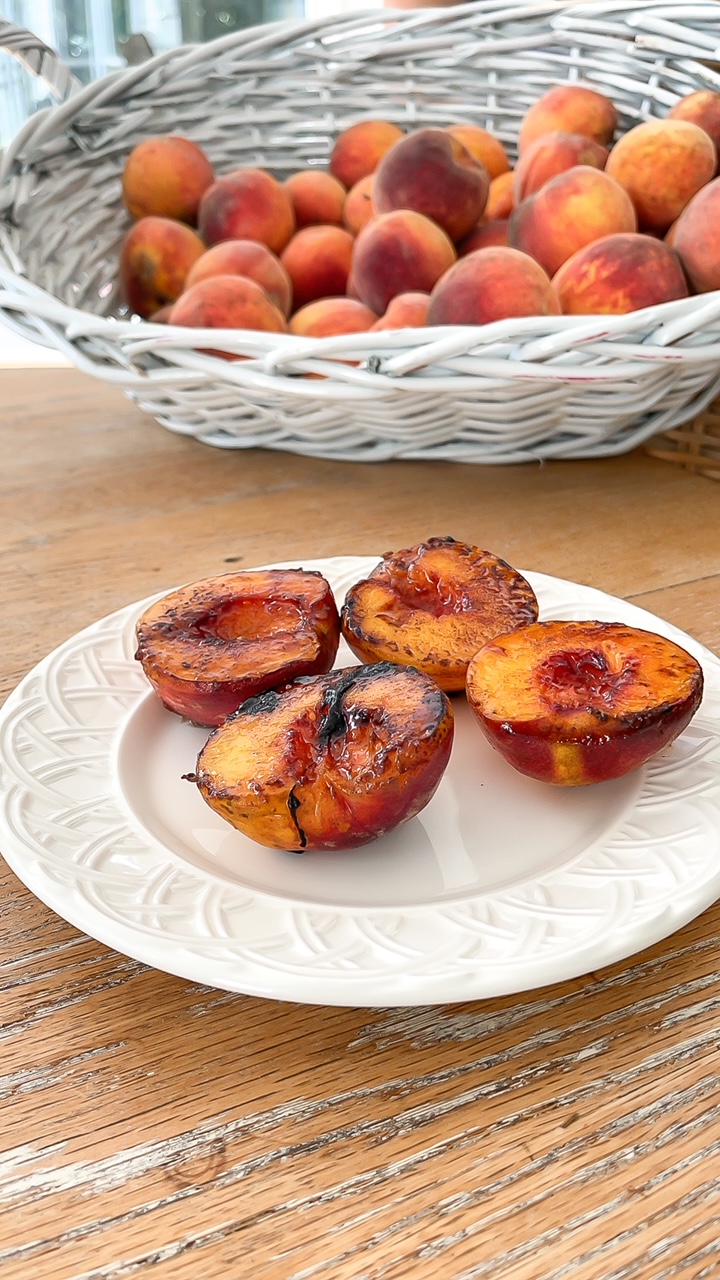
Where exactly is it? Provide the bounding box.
[0,20,80,104]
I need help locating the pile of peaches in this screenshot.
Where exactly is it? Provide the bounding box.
[119,83,720,343]
[134,538,704,853]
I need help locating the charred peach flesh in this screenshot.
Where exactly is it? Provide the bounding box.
[135,570,341,727]
[193,662,454,852]
[341,537,539,693]
[466,620,703,786]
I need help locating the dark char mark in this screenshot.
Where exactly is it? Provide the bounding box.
[287,785,307,852]
[230,687,282,719]
[316,662,405,748]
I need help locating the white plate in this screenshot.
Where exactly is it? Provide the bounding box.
[1,556,720,1008]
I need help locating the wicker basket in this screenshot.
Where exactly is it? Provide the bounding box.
[2,2,720,464]
[646,396,720,479]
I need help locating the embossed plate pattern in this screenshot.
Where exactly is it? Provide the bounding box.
[1,557,720,1007]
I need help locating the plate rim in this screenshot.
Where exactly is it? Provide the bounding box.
[2,555,720,1008]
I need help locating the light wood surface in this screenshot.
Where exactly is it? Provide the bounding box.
[2,369,720,1280]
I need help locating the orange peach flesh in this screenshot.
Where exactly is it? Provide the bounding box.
[194,663,454,851]
[466,620,703,786]
[341,537,539,692]
[135,570,340,726]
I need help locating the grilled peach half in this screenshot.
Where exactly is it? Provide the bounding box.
[341,537,539,692]
[135,569,340,727]
[466,620,704,786]
[192,662,454,851]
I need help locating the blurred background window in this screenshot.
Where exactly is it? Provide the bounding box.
[1,0,384,148]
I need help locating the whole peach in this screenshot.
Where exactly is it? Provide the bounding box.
[185,240,293,316]
[446,124,510,178]
[120,216,206,318]
[484,172,515,221]
[198,169,295,255]
[670,177,720,292]
[373,128,489,242]
[372,293,430,330]
[519,85,618,153]
[284,170,346,228]
[343,175,376,235]
[605,119,716,232]
[553,233,689,314]
[458,220,509,254]
[509,166,637,276]
[329,120,404,189]
[281,225,354,310]
[149,305,174,323]
[289,297,378,337]
[170,275,288,332]
[668,91,720,162]
[427,247,560,326]
[513,131,609,201]
[352,210,457,314]
[122,135,215,224]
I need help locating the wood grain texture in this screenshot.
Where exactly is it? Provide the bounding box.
[2,370,720,1280]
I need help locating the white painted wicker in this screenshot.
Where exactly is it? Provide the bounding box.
[1,2,720,463]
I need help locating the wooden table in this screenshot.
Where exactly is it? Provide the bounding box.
[3,368,720,1280]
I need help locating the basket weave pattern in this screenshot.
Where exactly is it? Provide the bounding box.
[647,397,720,480]
[2,2,720,462]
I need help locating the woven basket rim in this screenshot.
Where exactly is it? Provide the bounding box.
[3,0,720,463]
[1,0,719,367]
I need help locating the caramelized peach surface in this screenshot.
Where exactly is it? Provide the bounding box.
[466,620,703,786]
[193,662,454,852]
[135,569,341,726]
[341,536,539,692]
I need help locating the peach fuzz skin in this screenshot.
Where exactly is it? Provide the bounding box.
[343,175,376,235]
[119,216,205,318]
[513,131,609,202]
[169,275,288,333]
[352,210,457,315]
[519,85,618,154]
[483,172,515,221]
[445,124,510,179]
[605,119,716,233]
[427,247,560,327]
[289,297,378,337]
[553,233,689,315]
[122,135,215,224]
[509,166,637,277]
[185,240,293,316]
[284,170,347,228]
[669,177,720,293]
[458,220,509,254]
[281,225,354,311]
[668,90,720,162]
[329,120,404,190]
[198,169,295,255]
[371,293,430,330]
[373,128,490,243]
